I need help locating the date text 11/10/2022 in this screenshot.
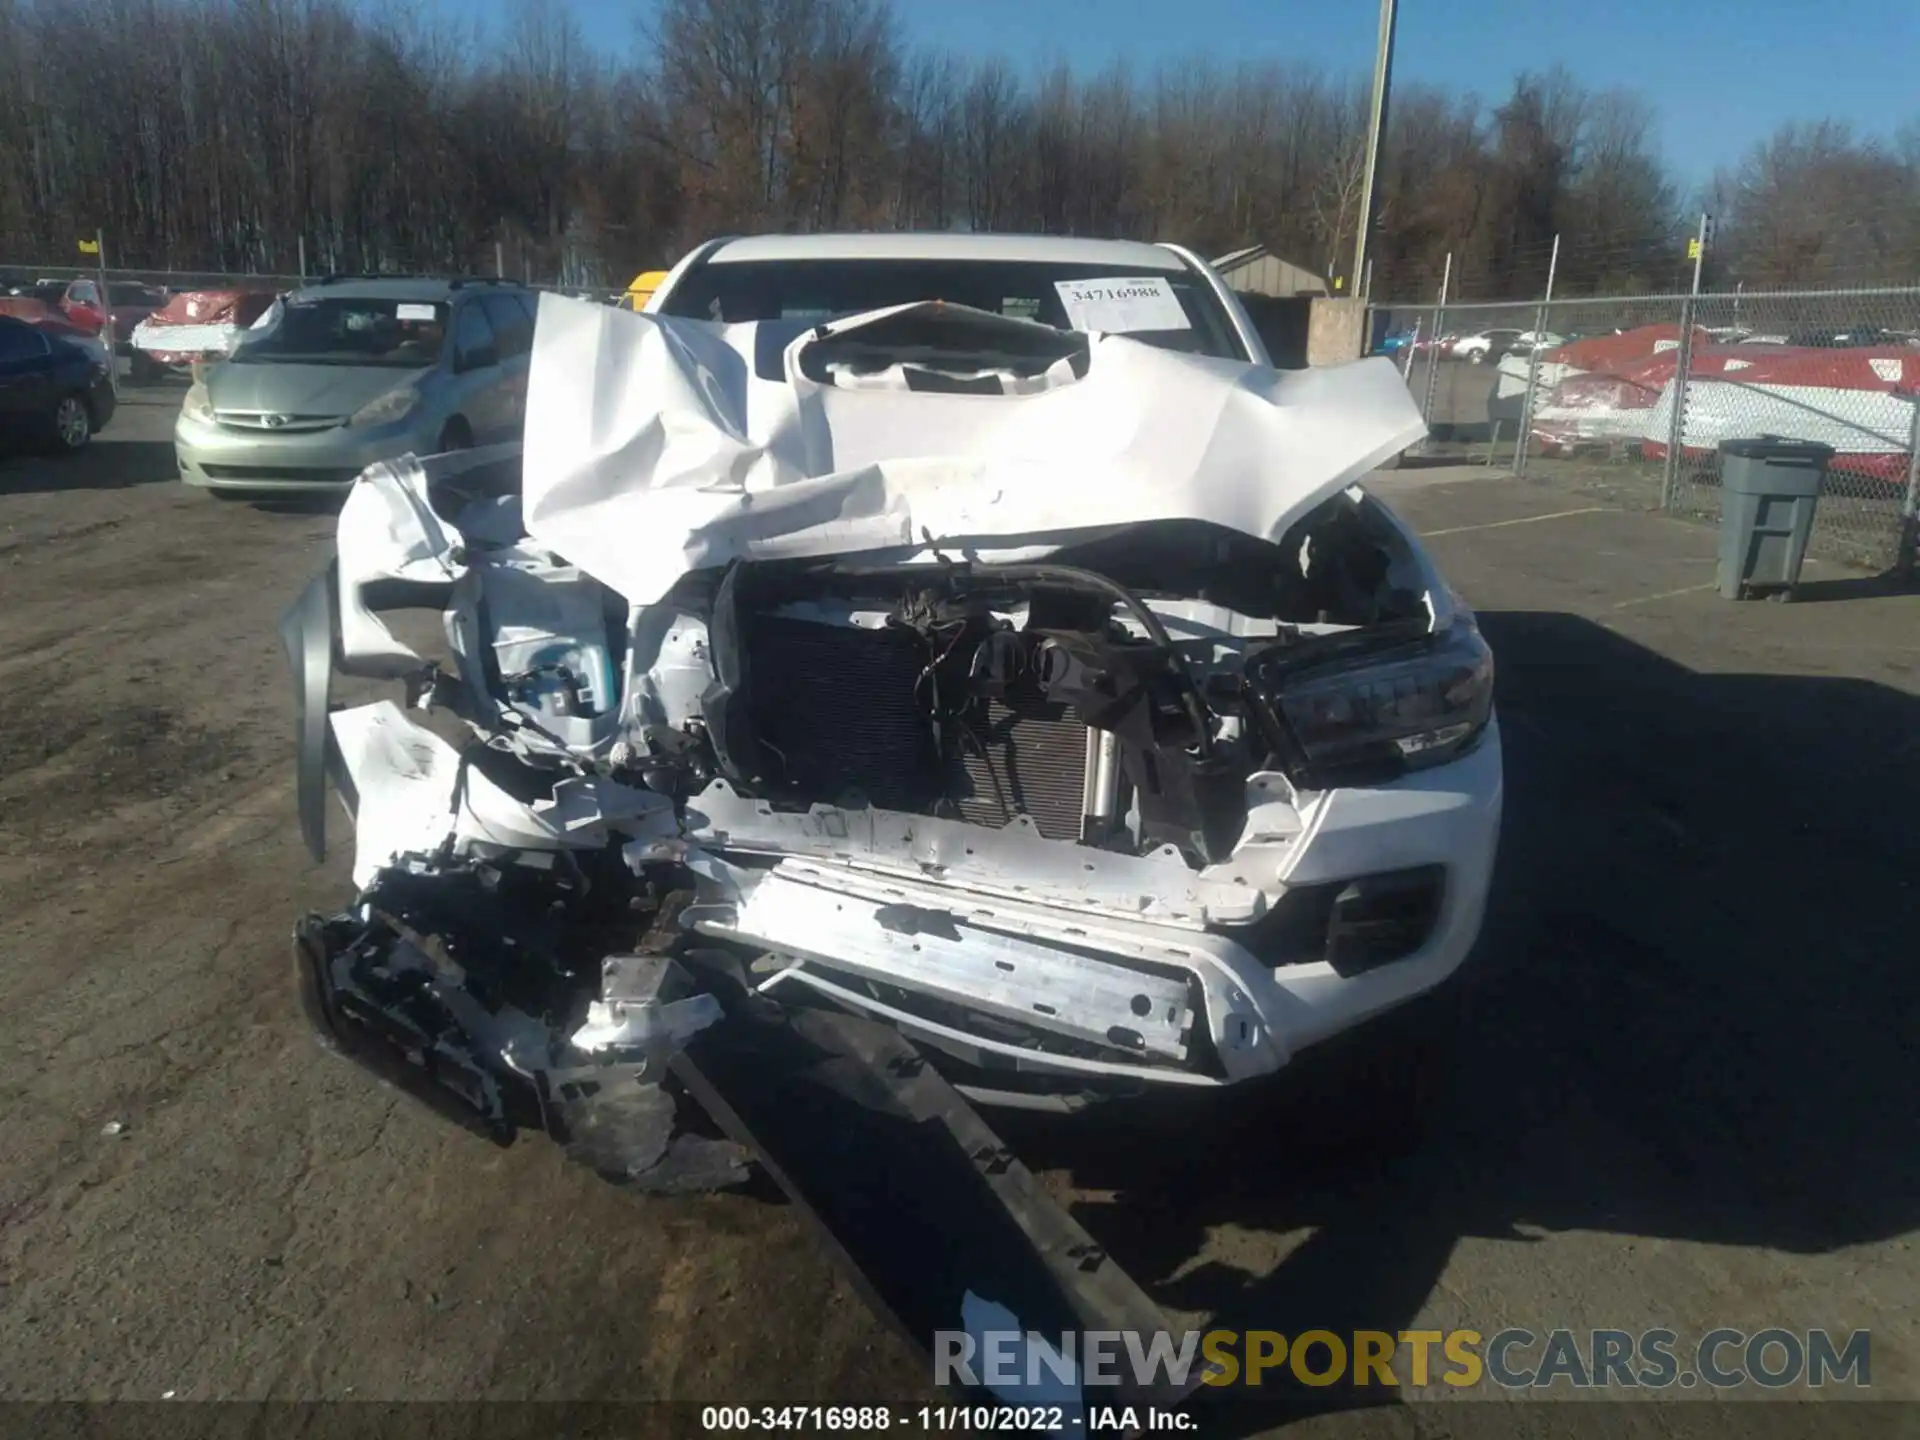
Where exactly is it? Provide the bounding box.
[699,1405,1193,1431]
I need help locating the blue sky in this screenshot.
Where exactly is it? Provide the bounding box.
[480,0,1918,186]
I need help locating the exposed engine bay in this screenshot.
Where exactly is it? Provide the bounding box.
[575,501,1447,864]
[286,297,1501,1203]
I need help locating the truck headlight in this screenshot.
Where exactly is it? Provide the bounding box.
[182,380,214,424]
[349,383,420,427]
[1246,618,1494,786]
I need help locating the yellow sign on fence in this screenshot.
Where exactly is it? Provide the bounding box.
[77,238,100,255]
[1686,238,1702,260]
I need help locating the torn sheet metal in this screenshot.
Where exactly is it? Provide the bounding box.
[329,701,675,888]
[295,908,752,1191]
[520,295,1425,606]
[570,953,727,1054]
[334,445,531,681]
[455,548,625,755]
[335,457,467,674]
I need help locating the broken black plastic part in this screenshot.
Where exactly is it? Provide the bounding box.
[1220,863,1446,974]
[297,904,1192,1407]
[818,556,1214,757]
[1122,747,1248,866]
[293,912,520,1147]
[634,723,710,797]
[294,905,756,1193]
[955,562,1213,756]
[671,1001,1195,1408]
[543,1062,753,1191]
[1325,864,1447,975]
[1031,632,1159,744]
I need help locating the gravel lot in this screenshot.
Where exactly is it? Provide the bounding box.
[2,383,1916,1434]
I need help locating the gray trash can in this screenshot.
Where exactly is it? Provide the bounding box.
[1717,436,1833,600]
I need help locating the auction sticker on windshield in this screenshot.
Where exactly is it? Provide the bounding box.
[396,303,437,321]
[1054,276,1190,334]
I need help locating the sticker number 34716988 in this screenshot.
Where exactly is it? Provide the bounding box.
[1053,276,1191,335]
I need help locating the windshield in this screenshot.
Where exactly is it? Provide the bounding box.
[232,295,448,366]
[109,283,164,305]
[658,258,1248,361]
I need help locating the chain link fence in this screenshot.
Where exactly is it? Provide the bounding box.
[1,244,625,300]
[2,262,302,291]
[1,256,630,327]
[1377,286,1920,575]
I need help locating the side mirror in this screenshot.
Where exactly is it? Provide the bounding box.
[458,345,498,374]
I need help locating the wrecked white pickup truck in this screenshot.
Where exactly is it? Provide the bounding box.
[282,242,1505,1397]
[284,240,1500,1191]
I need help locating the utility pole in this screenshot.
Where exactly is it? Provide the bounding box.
[1660,213,1712,510]
[1348,0,1399,297]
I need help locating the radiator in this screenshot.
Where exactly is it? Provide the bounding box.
[946,672,1089,841]
[746,616,936,812]
[744,617,1088,837]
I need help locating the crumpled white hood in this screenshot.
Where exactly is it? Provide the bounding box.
[521,294,1425,604]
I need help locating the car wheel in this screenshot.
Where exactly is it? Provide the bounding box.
[130,352,160,383]
[51,394,92,452]
[438,418,472,452]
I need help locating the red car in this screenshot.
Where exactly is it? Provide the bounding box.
[8,278,112,338]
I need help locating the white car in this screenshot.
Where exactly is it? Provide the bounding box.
[1451,328,1526,363]
[283,233,1502,1162]
[1508,330,1564,356]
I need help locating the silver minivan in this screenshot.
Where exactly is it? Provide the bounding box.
[175,276,536,496]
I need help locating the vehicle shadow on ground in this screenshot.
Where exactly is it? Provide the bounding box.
[1386,452,1486,470]
[0,439,178,494]
[1423,420,1496,444]
[1787,570,1916,603]
[1002,609,1920,1434]
[245,494,349,517]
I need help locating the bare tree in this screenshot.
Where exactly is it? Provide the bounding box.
[1715,120,1918,287]
[1,0,1903,300]
[958,57,1026,232]
[1309,129,1367,281]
